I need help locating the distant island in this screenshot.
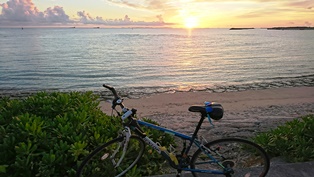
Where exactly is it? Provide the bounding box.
[229,28,254,30]
[267,26,314,30]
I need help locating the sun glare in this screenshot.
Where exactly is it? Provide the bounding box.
[184,16,199,28]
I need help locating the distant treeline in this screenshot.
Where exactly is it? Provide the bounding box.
[229,28,254,30]
[229,26,314,30]
[267,26,314,30]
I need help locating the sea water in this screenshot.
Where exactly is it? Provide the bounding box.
[0,28,313,96]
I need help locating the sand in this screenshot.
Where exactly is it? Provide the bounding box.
[99,87,314,140]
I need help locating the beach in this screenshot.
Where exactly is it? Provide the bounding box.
[1,27,313,141]
[100,86,314,140]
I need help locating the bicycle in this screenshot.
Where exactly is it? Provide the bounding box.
[76,84,270,177]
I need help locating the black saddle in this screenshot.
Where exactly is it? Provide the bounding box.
[188,103,224,120]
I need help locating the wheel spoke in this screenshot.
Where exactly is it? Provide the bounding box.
[77,136,145,177]
[190,138,270,177]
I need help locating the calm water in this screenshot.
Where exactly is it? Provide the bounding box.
[0,28,313,95]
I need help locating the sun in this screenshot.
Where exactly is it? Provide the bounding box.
[184,16,199,29]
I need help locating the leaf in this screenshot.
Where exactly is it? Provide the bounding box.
[0,165,8,173]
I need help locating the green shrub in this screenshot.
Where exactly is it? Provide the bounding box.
[252,114,314,162]
[0,92,176,177]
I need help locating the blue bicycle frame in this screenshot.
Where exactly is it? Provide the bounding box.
[102,84,227,175]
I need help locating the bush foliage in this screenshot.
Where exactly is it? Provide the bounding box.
[252,114,314,162]
[0,92,175,177]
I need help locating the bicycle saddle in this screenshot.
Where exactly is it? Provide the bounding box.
[188,103,224,120]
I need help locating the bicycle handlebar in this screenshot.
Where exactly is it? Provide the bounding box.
[103,84,124,110]
[103,84,119,99]
[103,84,138,121]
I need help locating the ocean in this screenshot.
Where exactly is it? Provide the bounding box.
[0,28,313,98]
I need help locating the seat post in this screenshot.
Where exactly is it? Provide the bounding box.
[184,114,206,154]
[192,114,206,139]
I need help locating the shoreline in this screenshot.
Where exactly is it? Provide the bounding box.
[100,86,314,140]
[1,81,313,139]
[1,74,314,100]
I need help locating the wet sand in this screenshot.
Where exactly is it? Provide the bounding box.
[100,87,314,140]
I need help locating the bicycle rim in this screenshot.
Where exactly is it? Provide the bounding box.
[190,138,270,177]
[77,135,145,177]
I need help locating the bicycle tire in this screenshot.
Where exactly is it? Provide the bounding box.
[76,135,145,177]
[190,138,270,177]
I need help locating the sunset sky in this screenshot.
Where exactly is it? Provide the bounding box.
[0,0,313,28]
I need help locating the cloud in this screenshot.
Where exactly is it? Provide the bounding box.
[305,21,312,26]
[0,0,172,27]
[107,0,171,11]
[285,0,314,9]
[76,12,173,27]
[148,0,166,9]
[232,0,313,19]
[76,11,172,27]
[235,8,279,19]
[156,14,163,22]
[44,6,70,23]
[0,0,70,25]
[107,0,144,9]
[0,0,43,22]
[77,11,104,24]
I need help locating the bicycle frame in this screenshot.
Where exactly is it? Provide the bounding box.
[134,119,226,175]
[102,84,227,175]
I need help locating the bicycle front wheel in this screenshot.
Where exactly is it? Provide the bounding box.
[77,135,145,177]
[190,138,270,177]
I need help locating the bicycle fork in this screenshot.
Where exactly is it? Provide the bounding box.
[101,127,132,168]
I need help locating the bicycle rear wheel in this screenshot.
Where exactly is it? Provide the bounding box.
[77,135,145,177]
[190,138,270,177]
